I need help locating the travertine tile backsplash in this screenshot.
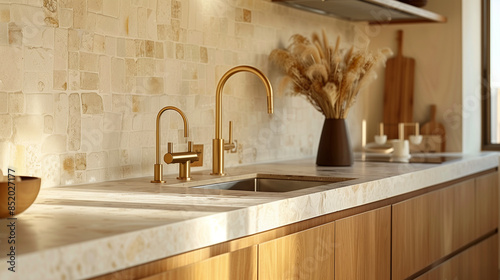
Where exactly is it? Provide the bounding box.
[0,0,367,187]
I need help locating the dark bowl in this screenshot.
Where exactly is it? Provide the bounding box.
[398,0,428,7]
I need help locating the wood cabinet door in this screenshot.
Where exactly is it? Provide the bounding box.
[475,171,499,238]
[334,206,391,280]
[416,234,498,280]
[142,246,257,280]
[392,179,476,280]
[258,222,335,280]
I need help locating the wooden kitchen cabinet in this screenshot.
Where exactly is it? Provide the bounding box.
[416,234,498,280]
[475,172,499,238]
[142,246,257,280]
[258,222,335,280]
[392,178,476,280]
[334,206,391,280]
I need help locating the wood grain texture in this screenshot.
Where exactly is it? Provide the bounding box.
[334,206,391,280]
[258,222,335,280]
[383,30,415,140]
[416,234,498,280]
[142,246,257,280]
[475,171,499,238]
[392,179,476,280]
[420,104,446,152]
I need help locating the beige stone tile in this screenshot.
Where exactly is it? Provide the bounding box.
[81,31,94,52]
[132,95,147,113]
[41,134,67,154]
[0,46,22,91]
[125,58,137,77]
[136,58,154,76]
[0,92,6,113]
[88,0,103,13]
[67,93,81,151]
[0,22,7,45]
[235,8,252,23]
[156,0,170,24]
[80,116,103,152]
[112,94,131,113]
[169,19,181,41]
[125,39,135,57]
[116,37,126,57]
[59,8,73,28]
[68,69,80,90]
[171,0,181,19]
[13,115,44,144]
[125,5,137,37]
[145,40,154,57]
[110,58,125,93]
[68,29,79,51]
[79,52,99,72]
[72,0,87,30]
[103,0,120,18]
[105,36,116,56]
[44,115,54,134]
[9,92,24,114]
[0,114,12,139]
[102,131,121,150]
[135,39,145,57]
[93,34,105,53]
[137,7,147,38]
[60,154,75,183]
[41,154,60,187]
[80,72,99,90]
[81,92,104,114]
[0,5,9,22]
[8,22,22,46]
[54,29,68,70]
[155,42,164,59]
[53,70,68,90]
[98,55,111,93]
[87,151,107,169]
[54,93,68,134]
[157,24,167,40]
[95,14,119,36]
[103,112,122,131]
[175,43,184,60]
[75,153,87,170]
[26,93,54,114]
[68,52,78,70]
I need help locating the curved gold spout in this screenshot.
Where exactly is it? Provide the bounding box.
[212,65,274,175]
[152,106,189,183]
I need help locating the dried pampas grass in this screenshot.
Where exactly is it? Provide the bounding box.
[270,31,392,119]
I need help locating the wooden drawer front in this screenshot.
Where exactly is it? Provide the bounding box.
[416,234,498,280]
[392,179,475,280]
[475,171,499,238]
[142,246,257,280]
[335,206,391,280]
[258,222,335,280]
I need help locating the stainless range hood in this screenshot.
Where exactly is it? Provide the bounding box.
[272,0,446,24]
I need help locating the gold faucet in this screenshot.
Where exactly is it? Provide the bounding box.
[151,106,191,183]
[211,65,274,176]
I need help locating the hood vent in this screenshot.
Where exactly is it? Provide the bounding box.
[272,0,446,23]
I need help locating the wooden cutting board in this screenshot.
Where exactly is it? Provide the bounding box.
[421,104,446,152]
[383,30,415,140]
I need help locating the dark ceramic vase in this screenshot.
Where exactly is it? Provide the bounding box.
[316,118,354,166]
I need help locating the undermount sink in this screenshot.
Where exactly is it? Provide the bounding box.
[192,174,354,193]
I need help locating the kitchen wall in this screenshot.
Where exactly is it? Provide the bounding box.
[0,0,378,187]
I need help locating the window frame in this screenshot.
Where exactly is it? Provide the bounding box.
[481,0,499,150]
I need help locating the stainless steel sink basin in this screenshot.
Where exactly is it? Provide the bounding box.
[192,174,354,193]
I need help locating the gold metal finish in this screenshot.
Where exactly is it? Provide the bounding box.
[191,144,204,167]
[151,106,188,183]
[212,65,274,176]
[164,141,199,181]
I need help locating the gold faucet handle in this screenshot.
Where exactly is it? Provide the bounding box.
[224,121,237,152]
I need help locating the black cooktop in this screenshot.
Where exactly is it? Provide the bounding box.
[356,154,462,164]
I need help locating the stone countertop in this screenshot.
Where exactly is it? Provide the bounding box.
[0,153,498,280]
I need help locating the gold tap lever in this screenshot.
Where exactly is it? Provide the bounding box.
[151,106,189,183]
[224,121,236,151]
[164,141,199,181]
[212,65,274,176]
